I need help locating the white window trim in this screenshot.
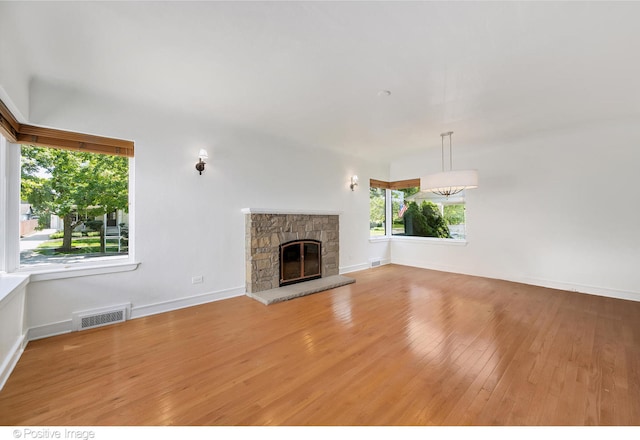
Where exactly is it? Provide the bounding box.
[0,134,6,273]
[0,136,20,273]
[26,260,140,282]
[391,235,468,246]
[1,137,139,279]
[385,188,392,236]
[370,234,467,246]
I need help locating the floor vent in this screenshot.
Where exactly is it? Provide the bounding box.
[72,304,131,331]
[370,259,381,268]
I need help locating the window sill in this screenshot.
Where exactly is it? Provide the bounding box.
[391,236,468,246]
[0,273,30,304]
[369,234,468,245]
[19,260,141,282]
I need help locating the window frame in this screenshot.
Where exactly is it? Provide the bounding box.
[369,184,388,238]
[0,133,21,273]
[369,178,468,245]
[0,98,139,279]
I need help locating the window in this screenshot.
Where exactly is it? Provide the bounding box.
[369,178,468,241]
[20,145,130,268]
[393,186,467,240]
[391,187,419,235]
[443,202,467,239]
[369,186,386,237]
[1,96,135,274]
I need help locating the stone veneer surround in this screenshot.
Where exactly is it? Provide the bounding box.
[243,209,340,294]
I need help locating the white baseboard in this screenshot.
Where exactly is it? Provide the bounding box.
[26,286,246,342]
[391,259,640,302]
[391,258,463,276]
[130,286,245,319]
[0,334,27,390]
[27,319,73,341]
[340,258,391,274]
[370,258,391,268]
[517,276,640,302]
[339,263,370,274]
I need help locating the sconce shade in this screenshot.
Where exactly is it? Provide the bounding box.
[421,169,478,197]
[350,175,359,191]
[196,149,208,175]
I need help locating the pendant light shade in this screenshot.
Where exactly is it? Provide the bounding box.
[421,131,478,197]
[420,169,478,197]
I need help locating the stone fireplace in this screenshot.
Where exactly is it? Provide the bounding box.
[243,209,340,294]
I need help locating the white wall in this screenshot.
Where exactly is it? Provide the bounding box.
[0,276,28,389]
[0,9,29,120]
[13,77,639,342]
[0,132,28,388]
[390,119,640,301]
[366,239,391,269]
[17,82,388,336]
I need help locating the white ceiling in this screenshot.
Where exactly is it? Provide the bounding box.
[2,1,640,161]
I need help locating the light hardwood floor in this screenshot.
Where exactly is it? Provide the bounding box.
[1,264,639,425]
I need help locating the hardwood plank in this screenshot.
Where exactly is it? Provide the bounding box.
[1,264,640,426]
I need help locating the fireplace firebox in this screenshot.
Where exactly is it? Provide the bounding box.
[280,239,322,286]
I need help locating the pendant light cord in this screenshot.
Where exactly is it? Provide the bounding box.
[441,134,445,172]
[440,131,454,171]
[449,132,453,171]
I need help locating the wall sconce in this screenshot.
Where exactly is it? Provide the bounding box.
[350,175,359,191]
[195,149,208,175]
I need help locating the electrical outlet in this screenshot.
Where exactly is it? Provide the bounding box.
[191,275,203,284]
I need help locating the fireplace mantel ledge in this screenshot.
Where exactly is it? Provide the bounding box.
[241,208,342,215]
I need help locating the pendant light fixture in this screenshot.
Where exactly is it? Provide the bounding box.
[421,131,478,197]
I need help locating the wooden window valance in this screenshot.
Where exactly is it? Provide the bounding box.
[370,178,420,190]
[0,98,134,157]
